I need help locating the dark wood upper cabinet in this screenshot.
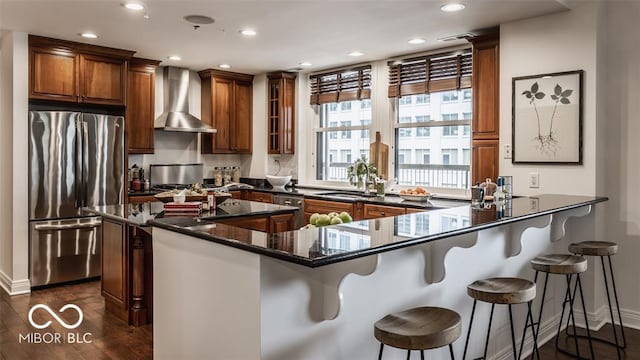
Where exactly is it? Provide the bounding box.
[267,72,296,154]
[28,35,134,106]
[468,31,500,184]
[126,58,160,154]
[199,69,254,154]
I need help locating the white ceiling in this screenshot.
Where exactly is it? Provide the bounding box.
[0,0,570,74]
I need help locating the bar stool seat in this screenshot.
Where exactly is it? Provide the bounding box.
[530,254,587,274]
[467,277,536,304]
[569,241,618,256]
[375,306,461,359]
[463,277,539,360]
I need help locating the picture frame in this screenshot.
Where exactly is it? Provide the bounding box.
[512,70,583,164]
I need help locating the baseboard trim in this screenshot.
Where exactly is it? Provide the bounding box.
[0,270,31,295]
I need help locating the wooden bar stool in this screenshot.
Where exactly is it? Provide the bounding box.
[568,241,625,359]
[374,306,462,359]
[528,254,595,360]
[462,277,539,360]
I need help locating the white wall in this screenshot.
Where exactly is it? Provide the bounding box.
[600,0,640,327]
[0,31,30,295]
[500,2,599,196]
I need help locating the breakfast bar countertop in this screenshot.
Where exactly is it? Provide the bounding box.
[149,194,607,268]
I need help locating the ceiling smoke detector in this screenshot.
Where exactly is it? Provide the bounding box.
[183,15,215,25]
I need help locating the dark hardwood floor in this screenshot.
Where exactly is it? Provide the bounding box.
[1,281,638,359]
[0,281,152,360]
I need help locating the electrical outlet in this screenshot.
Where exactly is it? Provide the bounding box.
[504,144,512,159]
[529,172,540,188]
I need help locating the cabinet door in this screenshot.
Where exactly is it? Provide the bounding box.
[270,213,294,233]
[281,77,296,154]
[472,140,499,184]
[126,65,156,153]
[232,80,253,153]
[212,77,233,152]
[102,219,127,306]
[29,47,78,102]
[80,54,126,106]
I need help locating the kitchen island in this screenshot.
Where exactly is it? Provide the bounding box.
[149,194,606,360]
[83,199,299,326]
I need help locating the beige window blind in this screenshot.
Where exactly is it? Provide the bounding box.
[388,50,472,97]
[309,65,372,105]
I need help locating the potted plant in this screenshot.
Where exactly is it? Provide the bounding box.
[346,155,377,191]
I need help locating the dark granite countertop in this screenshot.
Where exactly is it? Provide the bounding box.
[149,194,607,268]
[83,199,299,227]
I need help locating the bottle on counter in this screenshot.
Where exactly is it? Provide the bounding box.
[494,177,506,202]
[232,166,241,183]
[214,167,223,187]
[480,178,497,197]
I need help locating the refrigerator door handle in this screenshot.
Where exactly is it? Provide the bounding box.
[81,120,89,208]
[75,117,83,209]
[34,220,102,231]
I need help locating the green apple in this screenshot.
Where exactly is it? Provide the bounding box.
[330,216,343,225]
[316,214,331,227]
[327,212,339,219]
[338,211,353,223]
[309,213,321,225]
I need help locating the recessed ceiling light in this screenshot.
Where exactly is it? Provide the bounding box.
[440,3,466,12]
[167,55,181,61]
[240,29,257,36]
[80,32,98,39]
[408,38,426,44]
[348,51,364,57]
[123,2,145,11]
[219,64,231,69]
[299,62,312,67]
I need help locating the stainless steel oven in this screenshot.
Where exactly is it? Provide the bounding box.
[273,194,304,229]
[29,217,102,287]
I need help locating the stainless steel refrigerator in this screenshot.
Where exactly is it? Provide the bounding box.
[29,111,124,287]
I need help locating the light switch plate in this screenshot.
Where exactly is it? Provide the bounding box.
[529,172,540,188]
[504,144,512,159]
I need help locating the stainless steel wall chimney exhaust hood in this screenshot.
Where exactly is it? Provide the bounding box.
[154,66,216,133]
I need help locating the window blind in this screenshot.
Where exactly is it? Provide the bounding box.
[309,65,372,105]
[388,50,472,97]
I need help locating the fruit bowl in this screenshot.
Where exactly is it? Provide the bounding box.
[266,175,292,189]
[399,193,433,202]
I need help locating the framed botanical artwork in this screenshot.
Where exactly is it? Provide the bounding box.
[512,70,583,164]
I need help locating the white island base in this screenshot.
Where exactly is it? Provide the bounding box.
[153,205,601,360]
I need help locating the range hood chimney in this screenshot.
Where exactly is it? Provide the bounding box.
[154,66,216,133]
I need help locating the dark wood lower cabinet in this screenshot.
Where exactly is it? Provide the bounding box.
[101,220,153,327]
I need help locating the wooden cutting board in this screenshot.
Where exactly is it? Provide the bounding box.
[370,131,389,180]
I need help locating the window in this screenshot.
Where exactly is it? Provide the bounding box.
[360,99,371,109]
[399,96,412,105]
[416,149,430,164]
[329,103,338,112]
[396,216,411,235]
[442,126,459,136]
[340,149,352,163]
[462,112,472,120]
[393,90,471,188]
[398,149,411,164]
[462,149,471,165]
[360,149,369,160]
[463,89,472,101]
[442,113,459,121]
[463,125,471,136]
[415,214,430,235]
[360,119,370,138]
[442,149,458,165]
[341,102,352,111]
[442,91,459,102]
[315,100,371,182]
[415,94,430,104]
